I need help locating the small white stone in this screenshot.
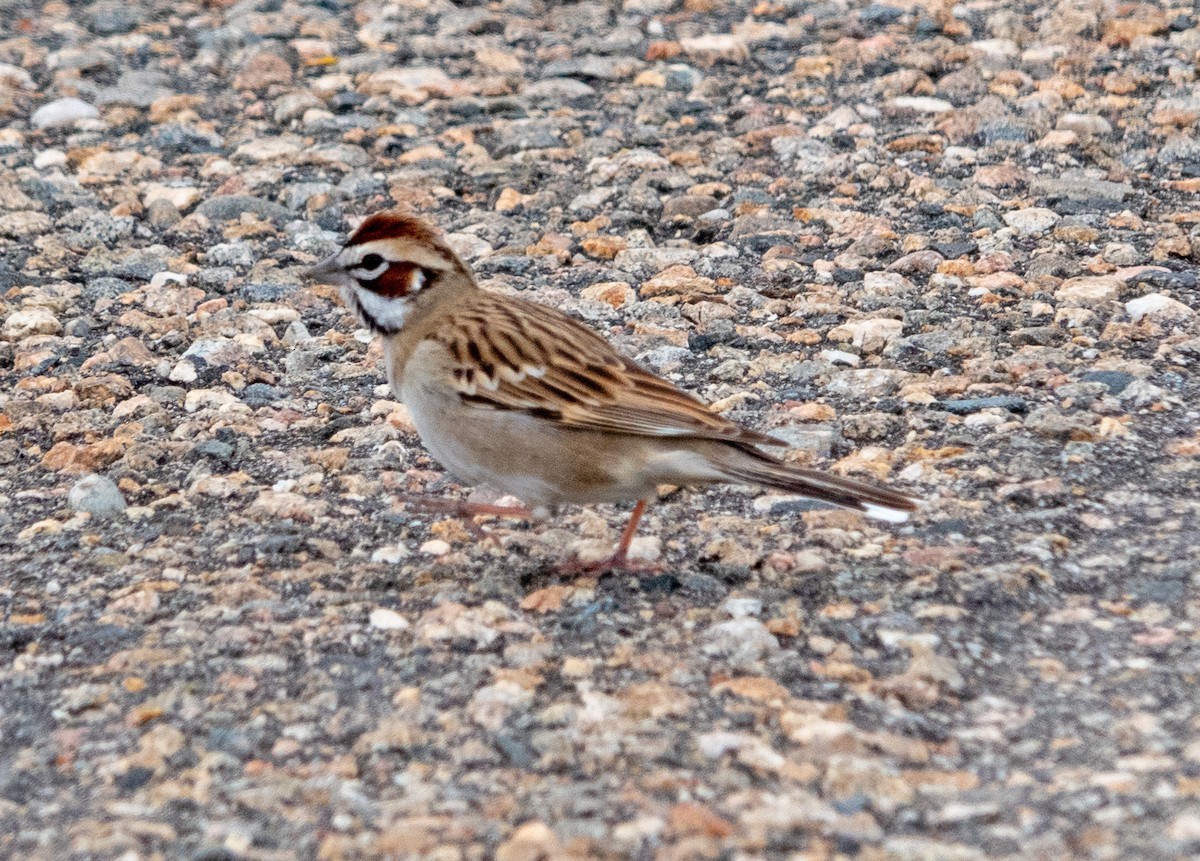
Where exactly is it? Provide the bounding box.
[183,388,244,412]
[33,149,67,170]
[1055,275,1120,306]
[702,618,779,665]
[370,544,411,564]
[368,607,411,631]
[1126,293,1196,323]
[1003,207,1060,235]
[3,306,61,338]
[890,96,954,113]
[143,184,201,212]
[1056,112,1113,136]
[169,360,198,383]
[821,349,861,366]
[31,97,99,129]
[627,535,661,562]
[420,539,452,556]
[149,271,188,289]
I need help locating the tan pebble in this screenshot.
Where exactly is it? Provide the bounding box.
[581,235,627,260]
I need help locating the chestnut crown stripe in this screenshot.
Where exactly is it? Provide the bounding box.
[345,212,455,262]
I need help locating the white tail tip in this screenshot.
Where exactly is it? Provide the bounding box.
[862,503,912,523]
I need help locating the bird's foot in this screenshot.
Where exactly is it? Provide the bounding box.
[396,493,532,542]
[556,551,664,577]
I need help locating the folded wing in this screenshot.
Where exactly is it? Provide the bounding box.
[434,293,782,449]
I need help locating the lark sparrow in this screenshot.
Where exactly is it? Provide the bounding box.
[306,212,918,570]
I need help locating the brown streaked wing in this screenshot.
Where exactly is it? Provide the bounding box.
[433,293,782,447]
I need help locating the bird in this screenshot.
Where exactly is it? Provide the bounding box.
[305,211,919,571]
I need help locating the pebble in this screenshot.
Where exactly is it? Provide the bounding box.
[3,307,61,338]
[31,97,99,129]
[891,96,954,113]
[67,474,127,518]
[702,618,780,665]
[368,607,411,631]
[1003,207,1061,235]
[1126,293,1196,323]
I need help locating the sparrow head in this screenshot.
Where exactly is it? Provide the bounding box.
[306,212,472,335]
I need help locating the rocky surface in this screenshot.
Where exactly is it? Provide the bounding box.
[2,0,1200,859]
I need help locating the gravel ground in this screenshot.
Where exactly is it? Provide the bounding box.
[2,0,1200,859]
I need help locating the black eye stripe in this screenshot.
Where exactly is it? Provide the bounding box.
[360,253,385,270]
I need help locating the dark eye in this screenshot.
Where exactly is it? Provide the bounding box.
[360,253,385,270]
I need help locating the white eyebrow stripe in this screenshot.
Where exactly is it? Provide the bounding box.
[352,260,390,280]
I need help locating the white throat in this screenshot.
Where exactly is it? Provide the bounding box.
[343,285,413,333]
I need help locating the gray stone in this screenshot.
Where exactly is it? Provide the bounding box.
[196,195,291,223]
[1080,370,1133,394]
[96,70,173,107]
[661,195,721,221]
[242,383,287,407]
[702,618,779,665]
[80,245,172,280]
[68,474,126,518]
[204,243,255,268]
[766,425,838,458]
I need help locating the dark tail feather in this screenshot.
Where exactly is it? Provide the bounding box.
[719,449,919,523]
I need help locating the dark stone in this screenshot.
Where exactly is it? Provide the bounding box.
[150,124,225,154]
[931,239,977,258]
[1126,268,1197,291]
[974,209,1003,230]
[475,256,534,276]
[1080,370,1133,394]
[192,440,235,461]
[938,396,1028,414]
[241,383,286,407]
[115,766,155,792]
[639,574,681,594]
[82,277,131,304]
[330,91,366,111]
[859,3,904,24]
[257,533,304,554]
[679,572,728,601]
[241,283,290,302]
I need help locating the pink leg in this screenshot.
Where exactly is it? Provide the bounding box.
[396,493,532,540]
[558,500,661,575]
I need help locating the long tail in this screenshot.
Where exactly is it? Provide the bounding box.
[716,447,920,523]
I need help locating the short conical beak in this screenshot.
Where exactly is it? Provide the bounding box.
[306,253,341,282]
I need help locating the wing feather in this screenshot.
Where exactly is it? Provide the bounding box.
[432,293,782,447]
